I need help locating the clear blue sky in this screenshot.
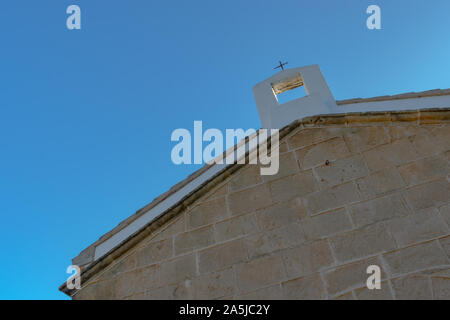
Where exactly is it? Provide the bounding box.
[0,0,449,300]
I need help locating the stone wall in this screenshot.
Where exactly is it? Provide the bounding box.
[73,121,450,300]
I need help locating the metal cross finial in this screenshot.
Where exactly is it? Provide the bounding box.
[274,61,288,71]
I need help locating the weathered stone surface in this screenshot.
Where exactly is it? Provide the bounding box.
[324,257,384,296]
[188,197,229,229]
[148,215,185,243]
[198,239,248,274]
[246,223,305,259]
[301,208,353,240]
[398,155,450,186]
[269,171,319,203]
[306,182,361,214]
[203,183,228,201]
[408,130,438,157]
[236,285,283,300]
[174,225,215,255]
[429,126,450,151]
[388,208,449,247]
[388,126,428,142]
[280,240,334,278]
[256,197,307,231]
[262,152,299,182]
[363,139,418,171]
[214,214,258,242]
[193,268,236,299]
[356,168,405,199]
[342,127,390,153]
[354,281,393,300]
[235,254,286,293]
[287,128,342,150]
[116,264,160,298]
[159,254,197,286]
[330,223,396,263]
[282,273,326,300]
[137,238,172,267]
[391,275,433,300]
[441,204,450,228]
[230,165,262,192]
[440,236,450,258]
[431,276,450,300]
[101,252,137,279]
[315,155,369,188]
[295,137,351,170]
[383,241,449,277]
[228,184,272,216]
[405,178,450,210]
[350,194,410,227]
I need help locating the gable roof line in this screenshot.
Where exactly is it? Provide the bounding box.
[60,106,450,297]
[72,88,450,264]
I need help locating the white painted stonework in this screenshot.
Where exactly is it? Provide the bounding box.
[253,64,337,129]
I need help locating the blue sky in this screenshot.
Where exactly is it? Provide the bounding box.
[0,0,449,299]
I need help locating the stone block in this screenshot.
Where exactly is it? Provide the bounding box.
[262,152,299,182]
[280,239,334,278]
[391,275,433,300]
[193,268,236,299]
[315,155,369,188]
[324,256,384,296]
[136,238,173,268]
[214,214,258,242]
[256,197,307,231]
[269,171,319,203]
[363,139,418,171]
[198,239,248,274]
[301,208,353,240]
[188,197,229,229]
[235,254,286,293]
[102,252,137,279]
[388,208,449,247]
[281,273,326,300]
[295,137,351,170]
[441,204,450,229]
[405,178,450,210]
[306,182,361,215]
[431,276,450,300]
[245,223,305,259]
[230,165,262,192]
[287,128,342,150]
[329,223,396,263]
[349,193,410,227]
[159,254,197,286]
[440,236,450,258]
[383,241,449,277]
[342,126,390,153]
[356,167,405,199]
[398,155,450,186]
[148,215,185,243]
[174,225,215,255]
[228,184,272,216]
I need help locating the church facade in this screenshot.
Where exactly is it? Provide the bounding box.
[60,66,450,300]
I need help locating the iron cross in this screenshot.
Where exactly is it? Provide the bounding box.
[274,61,288,71]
